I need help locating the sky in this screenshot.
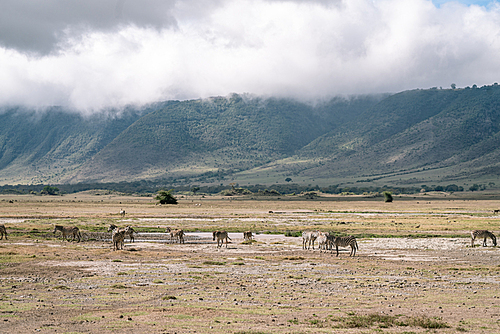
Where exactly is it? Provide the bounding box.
[1,0,500,112]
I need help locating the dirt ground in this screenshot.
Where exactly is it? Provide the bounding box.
[0,194,500,333]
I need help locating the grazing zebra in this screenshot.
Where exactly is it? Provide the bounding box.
[302,231,319,250]
[165,227,185,244]
[332,236,358,256]
[108,224,135,243]
[112,227,130,251]
[119,209,126,217]
[0,224,7,240]
[471,230,497,247]
[243,231,253,241]
[213,230,231,248]
[53,225,81,242]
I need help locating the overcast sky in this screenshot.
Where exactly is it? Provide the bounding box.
[1,0,500,111]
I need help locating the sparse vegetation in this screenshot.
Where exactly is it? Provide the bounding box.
[329,313,449,329]
[0,192,497,333]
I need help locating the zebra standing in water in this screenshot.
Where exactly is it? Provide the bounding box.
[470,230,497,247]
[165,227,185,244]
[332,236,358,256]
[243,231,253,241]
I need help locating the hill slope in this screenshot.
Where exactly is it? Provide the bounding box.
[66,95,380,183]
[0,104,161,184]
[285,85,500,186]
[1,85,500,188]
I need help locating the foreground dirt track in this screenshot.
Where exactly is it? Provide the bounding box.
[0,193,500,333]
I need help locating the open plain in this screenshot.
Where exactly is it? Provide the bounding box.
[0,192,499,333]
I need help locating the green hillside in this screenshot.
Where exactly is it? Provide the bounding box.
[0,105,156,184]
[284,85,500,186]
[67,95,380,183]
[2,85,500,189]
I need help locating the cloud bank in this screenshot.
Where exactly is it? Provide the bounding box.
[1,0,500,111]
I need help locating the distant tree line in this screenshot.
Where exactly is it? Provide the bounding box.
[0,181,482,196]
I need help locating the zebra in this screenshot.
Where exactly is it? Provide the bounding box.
[53,225,81,242]
[213,231,231,248]
[302,231,319,250]
[165,227,184,244]
[332,236,358,256]
[108,224,135,243]
[112,227,130,251]
[243,231,253,241]
[119,209,126,217]
[316,232,330,252]
[0,224,7,240]
[470,230,497,247]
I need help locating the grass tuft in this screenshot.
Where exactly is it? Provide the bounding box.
[329,313,449,329]
[53,285,70,290]
[162,295,177,300]
[203,261,226,266]
[408,315,450,329]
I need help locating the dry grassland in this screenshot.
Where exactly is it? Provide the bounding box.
[0,192,499,333]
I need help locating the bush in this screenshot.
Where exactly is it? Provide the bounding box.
[383,191,393,202]
[41,185,59,195]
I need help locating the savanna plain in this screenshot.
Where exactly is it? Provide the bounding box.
[0,192,499,333]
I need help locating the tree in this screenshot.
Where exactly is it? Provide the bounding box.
[191,186,200,195]
[155,190,178,204]
[285,177,292,182]
[383,191,393,203]
[444,184,459,192]
[41,185,59,195]
[451,83,456,89]
[469,184,479,192]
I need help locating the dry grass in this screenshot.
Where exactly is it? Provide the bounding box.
[0,192,499,333]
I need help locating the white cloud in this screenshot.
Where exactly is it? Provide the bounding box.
[1,0,500,111]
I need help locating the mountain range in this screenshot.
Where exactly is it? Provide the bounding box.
[1,84,500,189]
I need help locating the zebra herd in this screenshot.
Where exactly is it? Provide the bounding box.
[0,223,497,254]
[302,231,359,256]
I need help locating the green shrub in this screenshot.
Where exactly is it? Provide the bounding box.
[383,191,393,202]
